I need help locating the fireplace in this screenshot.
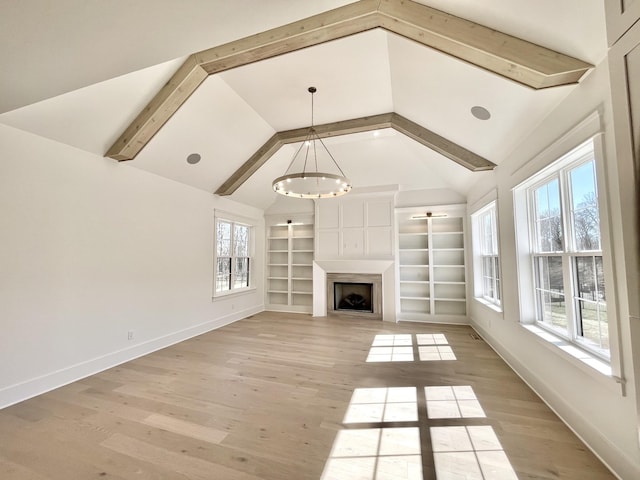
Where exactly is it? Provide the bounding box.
[326,273,382,320]
[335,282,373,312]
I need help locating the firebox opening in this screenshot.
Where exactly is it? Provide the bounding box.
[334,282,373,313]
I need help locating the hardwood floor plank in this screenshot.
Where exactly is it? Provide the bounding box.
[142,413,228,445]
[0,312,615,479]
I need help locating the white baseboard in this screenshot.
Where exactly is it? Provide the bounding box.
[470,321,636,480]
[0,305,263,409]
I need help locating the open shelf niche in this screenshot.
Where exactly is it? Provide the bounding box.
[265,214,314,313]
[395,204,468,322]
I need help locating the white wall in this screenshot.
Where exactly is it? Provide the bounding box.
[0,124,265,408]
[466,60,640,478]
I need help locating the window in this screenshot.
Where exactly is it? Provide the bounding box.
[516,139,609,359]
[215,219,251,294]
[471,201,501,308]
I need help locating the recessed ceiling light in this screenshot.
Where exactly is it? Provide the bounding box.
[471,106,491,120]
[186,153,201,164]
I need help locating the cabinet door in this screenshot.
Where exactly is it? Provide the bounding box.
[367,227,392,256]
[367,201,392,227]
[609,20,640,320]
[342,229,364,257]
[318,230,340,258]
[317,201,340,229]
[605,0,640,45]
[342,200,364,228]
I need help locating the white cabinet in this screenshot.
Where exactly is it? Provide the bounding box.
[605,0,640,45]
[396,206,467,321]
[266,222,314,313]
[316,195,394,259]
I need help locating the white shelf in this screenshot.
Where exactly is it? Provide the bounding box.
[396,208,467,320]
[266,222,314,314]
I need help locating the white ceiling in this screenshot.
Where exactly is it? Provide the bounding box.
[0,0,607,210]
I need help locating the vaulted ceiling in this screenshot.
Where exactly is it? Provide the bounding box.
[0,0,607,210]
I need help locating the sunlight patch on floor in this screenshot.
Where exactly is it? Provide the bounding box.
[344,387,418,423]
[367,334,414,362]
[431,426,518,480]
[425,386,485,419]
[417,334,456,361]
[321,427,423,480]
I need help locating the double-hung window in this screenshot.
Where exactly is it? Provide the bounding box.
[521,139,609,358]
[215,219,251,294]
[471,202,501,308]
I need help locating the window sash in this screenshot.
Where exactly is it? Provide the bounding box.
[215,220,251,293]
[481,255,500,305]
[527,157,608,358]
[472,201,501,308]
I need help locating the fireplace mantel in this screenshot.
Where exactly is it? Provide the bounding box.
[312,260,396,322]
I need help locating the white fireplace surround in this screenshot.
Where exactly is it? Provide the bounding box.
[313,260,396,322]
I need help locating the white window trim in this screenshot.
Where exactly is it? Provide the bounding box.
[213,212,256,299]
[471,200,502,312]
[526,154,607,356]
[512,113,623,388]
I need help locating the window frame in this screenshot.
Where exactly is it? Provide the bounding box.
[516,137,613,362]
[471,201,502,310]
[214,216,254,298]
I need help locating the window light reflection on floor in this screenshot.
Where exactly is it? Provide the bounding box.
[321,427,423,480]
[367,334,414,362]
[431,426,518,480]
[425,386,486,419]
[417,334,456,361]
[344,387,418,423]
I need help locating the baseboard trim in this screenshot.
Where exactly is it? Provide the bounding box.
[0,305,263,409]
[470,321,635,480]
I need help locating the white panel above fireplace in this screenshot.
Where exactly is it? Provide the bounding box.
[315,192,395,260]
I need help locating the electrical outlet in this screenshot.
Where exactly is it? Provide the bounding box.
[127,330,134,341]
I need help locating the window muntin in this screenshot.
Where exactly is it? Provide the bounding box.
[215,219,251,294]
[527,150,608,357]
[472,202,501,307]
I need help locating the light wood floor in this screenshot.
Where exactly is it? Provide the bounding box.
[0,312,615,479]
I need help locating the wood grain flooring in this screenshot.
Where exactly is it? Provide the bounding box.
[0,312,615,479]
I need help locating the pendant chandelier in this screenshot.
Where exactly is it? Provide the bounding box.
[272,87,352,199]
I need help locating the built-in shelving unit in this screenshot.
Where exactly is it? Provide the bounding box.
[266,221,314,313]
[396,206,467,322]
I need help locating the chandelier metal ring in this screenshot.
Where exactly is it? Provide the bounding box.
[272,86,352,199]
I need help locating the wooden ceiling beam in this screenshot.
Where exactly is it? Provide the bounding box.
[377,0,591,89]
[106,0,593,162]
[214,112,496,196]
